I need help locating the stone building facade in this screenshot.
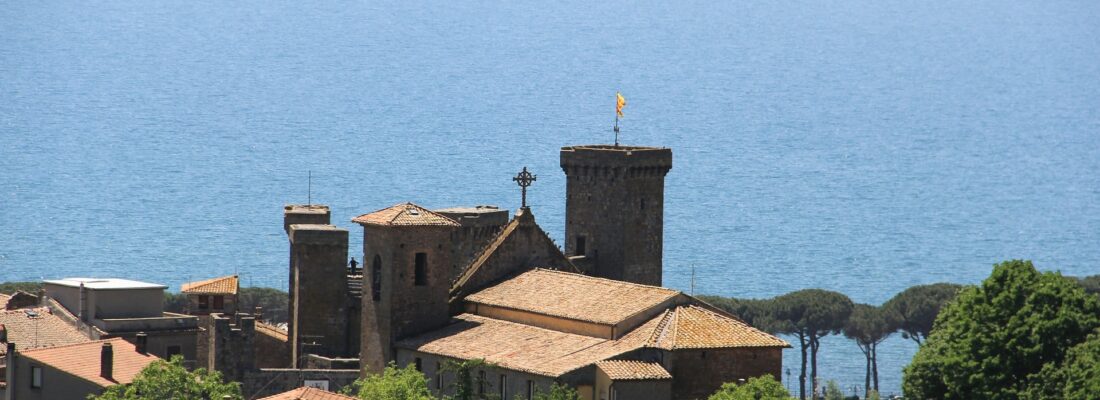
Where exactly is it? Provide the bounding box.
[256,143,785,399]
[560,145,673,286]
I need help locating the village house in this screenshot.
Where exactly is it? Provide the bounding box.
[2,338,159,400]
[42,278,200,364]
[181,275,239,315]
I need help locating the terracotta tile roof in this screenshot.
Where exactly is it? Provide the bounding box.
[644,305,790,349]
[256,321,288,342]
[352,202,460,227]
[397,314,646,377]
[464,269,680,325]
[0,307,92,356]
[259,387,358,400]
[18,338,159,387]
[181,275,239,295]
[596,360,672,380]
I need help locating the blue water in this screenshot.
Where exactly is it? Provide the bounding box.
[3,0,1098,395]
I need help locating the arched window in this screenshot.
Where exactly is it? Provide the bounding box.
[371,255,382,301]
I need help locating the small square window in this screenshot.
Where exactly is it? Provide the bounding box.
[198,295,209,310]
[212,295,224,310]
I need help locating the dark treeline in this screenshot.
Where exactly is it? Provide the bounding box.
[699,275,1099,400]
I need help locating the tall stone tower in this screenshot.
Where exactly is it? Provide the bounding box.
[560,145,672,286]
[283,205,353,366]
[353,203,459,373]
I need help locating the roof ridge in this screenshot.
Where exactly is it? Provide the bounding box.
[451,216,520,290]
[18,337,127,354]
[530,268,681,293]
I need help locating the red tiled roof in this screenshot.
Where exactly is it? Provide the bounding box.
[464,269,680,325]
[596,360,672,380]
[18,338,160,387]
[352,203,460,227]
[644,305,790,349]
[259,386,358,400]
[0,307,92,356]
[181,275,239,295]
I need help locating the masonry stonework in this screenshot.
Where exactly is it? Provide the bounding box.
[359,223,456,373]
[561,145,672,287]
[288,224,350,364]
[668,347,783,400]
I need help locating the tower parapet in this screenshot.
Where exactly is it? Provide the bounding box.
[560,145,672,286]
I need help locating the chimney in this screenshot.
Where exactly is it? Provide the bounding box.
[254,306,263,322]
[100,342,114,380]
[135,332,148,355]
[79,282,88,322]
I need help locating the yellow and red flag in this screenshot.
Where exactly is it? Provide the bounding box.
[616,92,626,118]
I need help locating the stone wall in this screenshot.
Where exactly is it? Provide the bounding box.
[560,145,672,287]
[207,313,255,383]
[255,321,292,368]
[667,347,783,400]
[288,224,350,364]
[360,224,455,373]
[396,350,558,400]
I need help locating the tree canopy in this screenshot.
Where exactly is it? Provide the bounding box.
[881,282,962,345]
[342,362,434,400]
[903,260,1100,399]
[770,289,852,400]
[707,375,793,400]
[842,304,891,397]
[0,281,42,295]
[91,356,241,400]
[527,383,580,400]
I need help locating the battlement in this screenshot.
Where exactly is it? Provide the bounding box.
[283,205,331,233]
[560,145,672,176]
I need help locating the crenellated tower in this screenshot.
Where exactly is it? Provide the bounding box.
[560,145,672,286]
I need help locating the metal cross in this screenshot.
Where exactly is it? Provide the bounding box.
[513,167,537,208]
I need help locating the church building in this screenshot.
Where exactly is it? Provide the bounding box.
[284,145,788,400]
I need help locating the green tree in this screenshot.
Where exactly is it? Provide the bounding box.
[698,296,780,331]
[842,304,891,397]
[881,283,962,346]
[342,362,434,400]
[0,281,42,295]
[1078,275,1100,296]
[442,359,497,400]
[91,355,241,400]
[163,292,188,314]
[523,383,579,400]
[770,290,852,400]
[1023,329,1100,400]
[902,260,1100,399]
[707,375,793,400]
[822,380,843,400]
[238,287,290,323]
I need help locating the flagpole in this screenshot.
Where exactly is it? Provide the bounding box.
[613,114,620,147]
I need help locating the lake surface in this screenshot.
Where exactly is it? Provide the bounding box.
[2,0,1098,395]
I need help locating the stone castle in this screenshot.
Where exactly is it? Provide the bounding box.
[277,144,786,399]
